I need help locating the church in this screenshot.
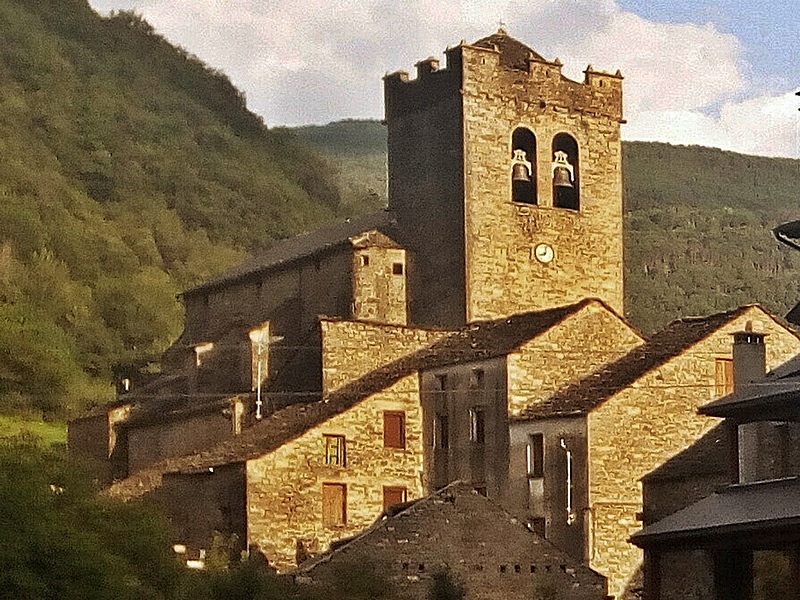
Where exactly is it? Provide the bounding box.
[69,30,800,598]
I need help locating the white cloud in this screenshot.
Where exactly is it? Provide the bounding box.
[87,0,800,157]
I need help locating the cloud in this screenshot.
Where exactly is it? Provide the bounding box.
[624,92,800,158]
[87,0,799,156]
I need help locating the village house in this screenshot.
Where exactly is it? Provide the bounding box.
[69,30,800,599]
[631,221,800,600]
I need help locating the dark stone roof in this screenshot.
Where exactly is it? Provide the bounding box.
[641,423,732,482]
[774,219,800,252]
[184,211,394,296]
[517,306,759,420]
[631,477,800,547]
[785,301,800,327]
[294,481,607,600]
[472,29,547,69]
[700,351,800,421]
[108,300,599,499]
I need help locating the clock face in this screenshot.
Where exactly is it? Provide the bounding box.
[534,243,554,263]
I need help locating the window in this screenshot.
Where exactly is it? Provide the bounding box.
[383,411,406,449]
[392,262,404,275]
[361,254,370,266]
[715,358,734,396]
[470,368,485,389]
[434,414,449,449]
[552,133,579,210]
[511,128,537,204]
[435,374,448,395]
[528,433,544,477]
[383,486,407,510]
[530,517,546,537]
[469,408,486,444]
[322,483,347,528]
[324,435,346,466]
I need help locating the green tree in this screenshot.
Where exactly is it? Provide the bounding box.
[0,436,183,600]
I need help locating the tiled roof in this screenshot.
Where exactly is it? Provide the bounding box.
[631,477,800,547]
[641,423,732,482]
[107,300,598,500]
[184,211,394,295]
[472,29,547,69]
[517,306,756,420]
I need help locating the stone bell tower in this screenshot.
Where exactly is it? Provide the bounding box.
[384,30,624,327]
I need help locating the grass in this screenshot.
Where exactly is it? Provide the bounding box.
[0,414,67,445]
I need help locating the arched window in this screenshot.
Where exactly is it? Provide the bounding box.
[552,133,579,210]
[511,128,536,204]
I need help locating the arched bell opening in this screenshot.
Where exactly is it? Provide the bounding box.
[511,128,537,204]
[552,133,579,210]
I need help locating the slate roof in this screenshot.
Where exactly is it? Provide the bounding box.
[641,423,732,483]
[517,306,759,420]
[472,29,547,69]
[107,300,600,500]
[294,481,607,600]
[631,477,800,547]
[184,211,393,296]
[774,219,800,252]
[700,351,800,421]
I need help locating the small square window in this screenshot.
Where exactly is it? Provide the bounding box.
[469,408,485,444]
[324,435,346,466]
[470,368,485,389]
[384,411,406,449]
[392,262,404,275]
[383,486,407,510]
[361,254,370,267]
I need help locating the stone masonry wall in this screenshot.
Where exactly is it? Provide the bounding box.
[127,411,232,474]
[507,300,643,415]
[460,45,625,321]
[352,245,407,326]
[246,374,424,570]
[385,58,466,328]
[586,307,800,598]
[320,318,448,393]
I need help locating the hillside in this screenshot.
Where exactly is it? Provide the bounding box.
[293,121,800,333]
[0,0,363,418]
[2,2,798,421]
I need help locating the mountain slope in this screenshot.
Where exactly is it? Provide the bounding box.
[293,121,800,334]
[0,0,351,417]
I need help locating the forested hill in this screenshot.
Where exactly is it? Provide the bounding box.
[1,0,798,421]
[292,121,800,334]
[0,0,366,418]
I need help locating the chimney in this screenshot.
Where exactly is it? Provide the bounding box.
[732,325,766,390]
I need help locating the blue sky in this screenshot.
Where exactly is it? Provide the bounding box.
[87,0,800,157]
[618,0,800,93]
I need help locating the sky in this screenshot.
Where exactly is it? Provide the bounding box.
[87,0,800,158]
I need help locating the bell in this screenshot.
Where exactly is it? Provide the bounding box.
[552,166,574,188]
[512,162,531,182]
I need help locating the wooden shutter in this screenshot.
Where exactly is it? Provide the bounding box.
[322,483,346,527]
[383,411,406,448]
[383,486,407,510]
[715,358,734,396]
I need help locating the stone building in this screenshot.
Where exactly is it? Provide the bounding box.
[294,481,609,600]
[511,305,799,597]
[69,30,800,598]
[633,339,800,600]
